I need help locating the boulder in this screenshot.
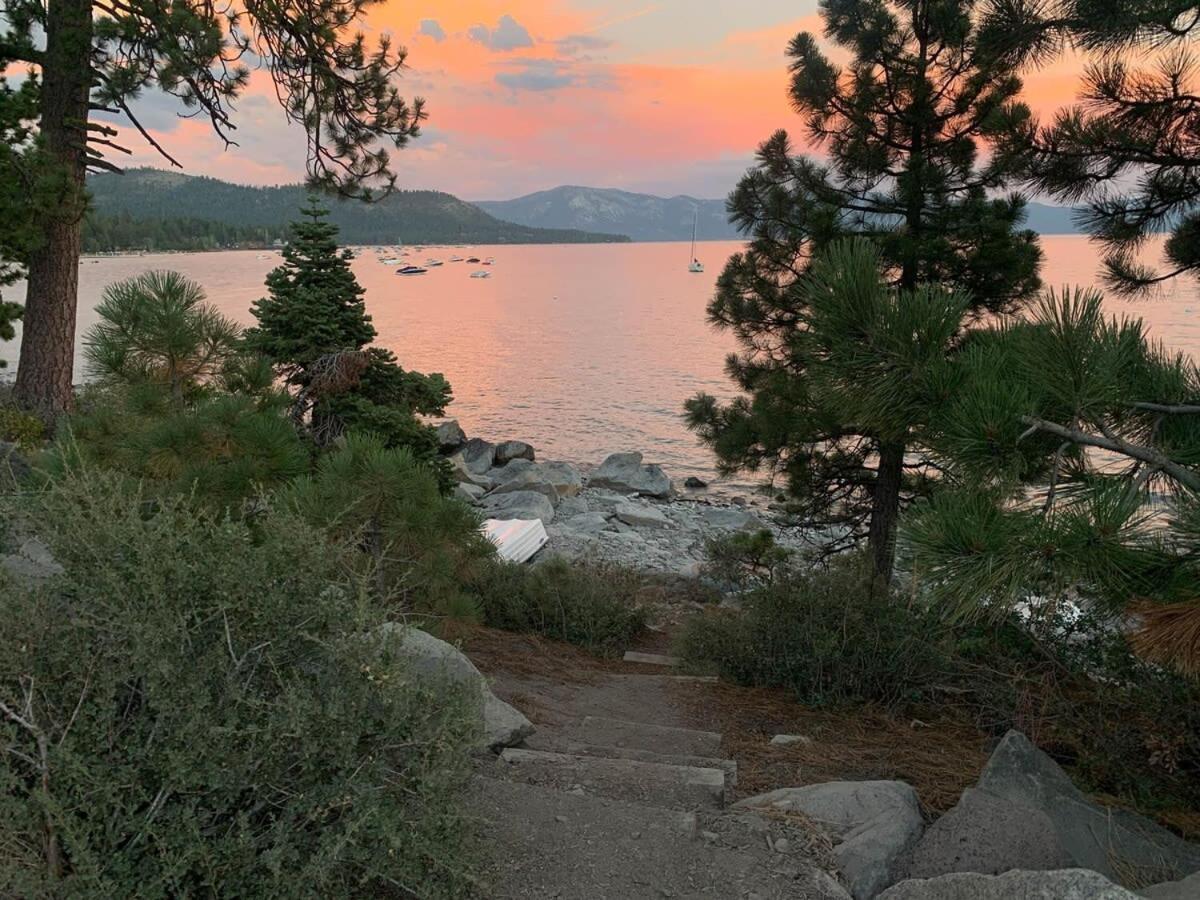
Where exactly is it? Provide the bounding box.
[495,440,536,465]
[449,453,494,490]
[555,511,611,537]
[878,869,1138,899]
[701,507,757,531]
[489,460,583,503]
[1140,871,1200,899]
[459,438,496,475]
[482,490,556,526]
[454,483,486,504]
[974,731,1200,884]
[588,452,672,498]
[684,476,708,489]
[2,537,64,581]
[904,787,1071,880]
[489,472,560,505]
[734,781,924,899]
[376,624,534,752]
[614,501,672,529]
[435,419,466,452]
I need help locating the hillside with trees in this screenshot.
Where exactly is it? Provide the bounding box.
[87,170,630,248]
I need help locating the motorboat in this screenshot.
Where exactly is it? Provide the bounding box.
[397,265,428,276]
[425,259,445,267]
[469,270,491,279]
[466,257,481,263]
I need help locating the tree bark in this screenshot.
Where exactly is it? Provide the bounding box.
[868,440,905,584]
[13,0,93,422]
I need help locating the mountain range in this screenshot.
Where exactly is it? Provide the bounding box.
[476,185,1084,241]
[87,170,629,246]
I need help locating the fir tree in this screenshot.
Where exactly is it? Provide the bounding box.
[1026,1,1200,293]
[246,201,452,481]
[686,0,1044,581]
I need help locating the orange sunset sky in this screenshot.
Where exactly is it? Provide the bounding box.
[110,1,1086,200]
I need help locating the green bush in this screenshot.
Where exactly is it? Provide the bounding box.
[0,405,44,450]
[701,529,796,590]
[468,557,648,655]
[676,555,945,707]
[0,468,478,898]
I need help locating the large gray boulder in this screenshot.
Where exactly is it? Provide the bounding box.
[735,781,924,899]
[459,438,496,475]
[495,440,535,465]
[1140,871,1200,899]
[1,537,64,581]
[588,452,672,498]
[701,507,757,531]
[879,869,1137,899]
[490,459,583,502]
[376,624,534,752]
[614,501,671,529]
[975,732,1200,885]
[904,788,1071,880]
[449,453,495,490]
[435,419,466,453]
[482,490,556,525]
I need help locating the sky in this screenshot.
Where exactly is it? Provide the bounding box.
[107,0,1086,201]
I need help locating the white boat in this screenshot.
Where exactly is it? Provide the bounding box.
[449,256,465,262]
[425,259,445,267]
[380,257,402,265]
[397,265,428,276]
[470,270,491,279]
[482,518,548,563]
[687,209,704,273]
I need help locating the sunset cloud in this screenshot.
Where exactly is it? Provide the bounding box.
[417,19,446,42]
[468,15,535,52]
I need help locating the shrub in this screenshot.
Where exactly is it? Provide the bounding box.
[0,468,478,898]
[676,555,945,707]
[701,528,796,590]
[468,557,648,655]
[286,432,493,615]
[0,405,43,450]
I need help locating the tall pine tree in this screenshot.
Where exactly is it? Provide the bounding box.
[687,0,1044,580]
[246,201,451,479]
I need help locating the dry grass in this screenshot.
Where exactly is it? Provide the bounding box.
[1131,600,1200,678]
[675,681,989,815]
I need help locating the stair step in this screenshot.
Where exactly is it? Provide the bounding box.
[471,776,831,899]
[623,650,681,667]
[524,729,738,787]
[496,747,726,809]
[558,714,724,758]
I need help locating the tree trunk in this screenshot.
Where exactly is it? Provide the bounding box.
[13,0,93,422]
[868,440,905,584]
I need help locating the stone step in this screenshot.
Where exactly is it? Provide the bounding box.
[556,714,724,758]
[470,775,843,900]
[495,747,727,810]
[523,728,738,787]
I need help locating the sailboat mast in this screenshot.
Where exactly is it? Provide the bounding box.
[690,209,697,260]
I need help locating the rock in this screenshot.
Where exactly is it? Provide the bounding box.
[537,461,584,498]
[556,511,611,537]
[1140,871,1200,899]
[495,440,536,465]
[904,787,1071,880]
[701,507,757,531]
[684,476,708,489]
[735,781,924,900]
[454,483,486,504]
[489,471,560,505]
[556,495,590,518]
[449,453,495,490]
[878,869,1138,899]
[975,731,1200,884]
[376,624,534,751]
[770,734,813,747]
[459,438,496,475]
[2,537,64,581]
[490,459,583,502]
[614,501,672,529]
[435,419,466,452]
[588,452,672,498]
[482,490,556,525]
[810,870,855,900]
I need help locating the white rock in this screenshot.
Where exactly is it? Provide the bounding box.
[879,869,1137,899]
[614,501,671,529]
[2,538,64,581]
[770,734,813,747]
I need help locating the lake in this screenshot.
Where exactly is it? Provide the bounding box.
[2,236,1197,488]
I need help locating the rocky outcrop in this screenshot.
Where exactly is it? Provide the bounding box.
[459,438,497,474]
[588,452,672,498]
[376,624,533,752]
[495,440,536,465]
[436,419,466,452]
[614,501,671,529]
[482,490,556,525]
[734,781,924,899]
[968,731,1200,885]
[879,869,1137,899]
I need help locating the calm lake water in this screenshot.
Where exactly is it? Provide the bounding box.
[2,236,1197,487]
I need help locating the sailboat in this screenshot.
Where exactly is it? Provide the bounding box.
[687,210,704,273]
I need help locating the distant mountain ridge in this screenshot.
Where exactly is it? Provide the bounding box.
[476,185,1086,241]
[87,170,630,246]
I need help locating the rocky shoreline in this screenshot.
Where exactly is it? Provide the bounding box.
[436,420,814,575]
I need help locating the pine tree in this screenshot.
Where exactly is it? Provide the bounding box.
[0,64,42,368]
[1026,1,1200,293]
[246,201,452,480]
[1,0,426,419]
[686,0,1044,581]
[908,290,1200,674]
